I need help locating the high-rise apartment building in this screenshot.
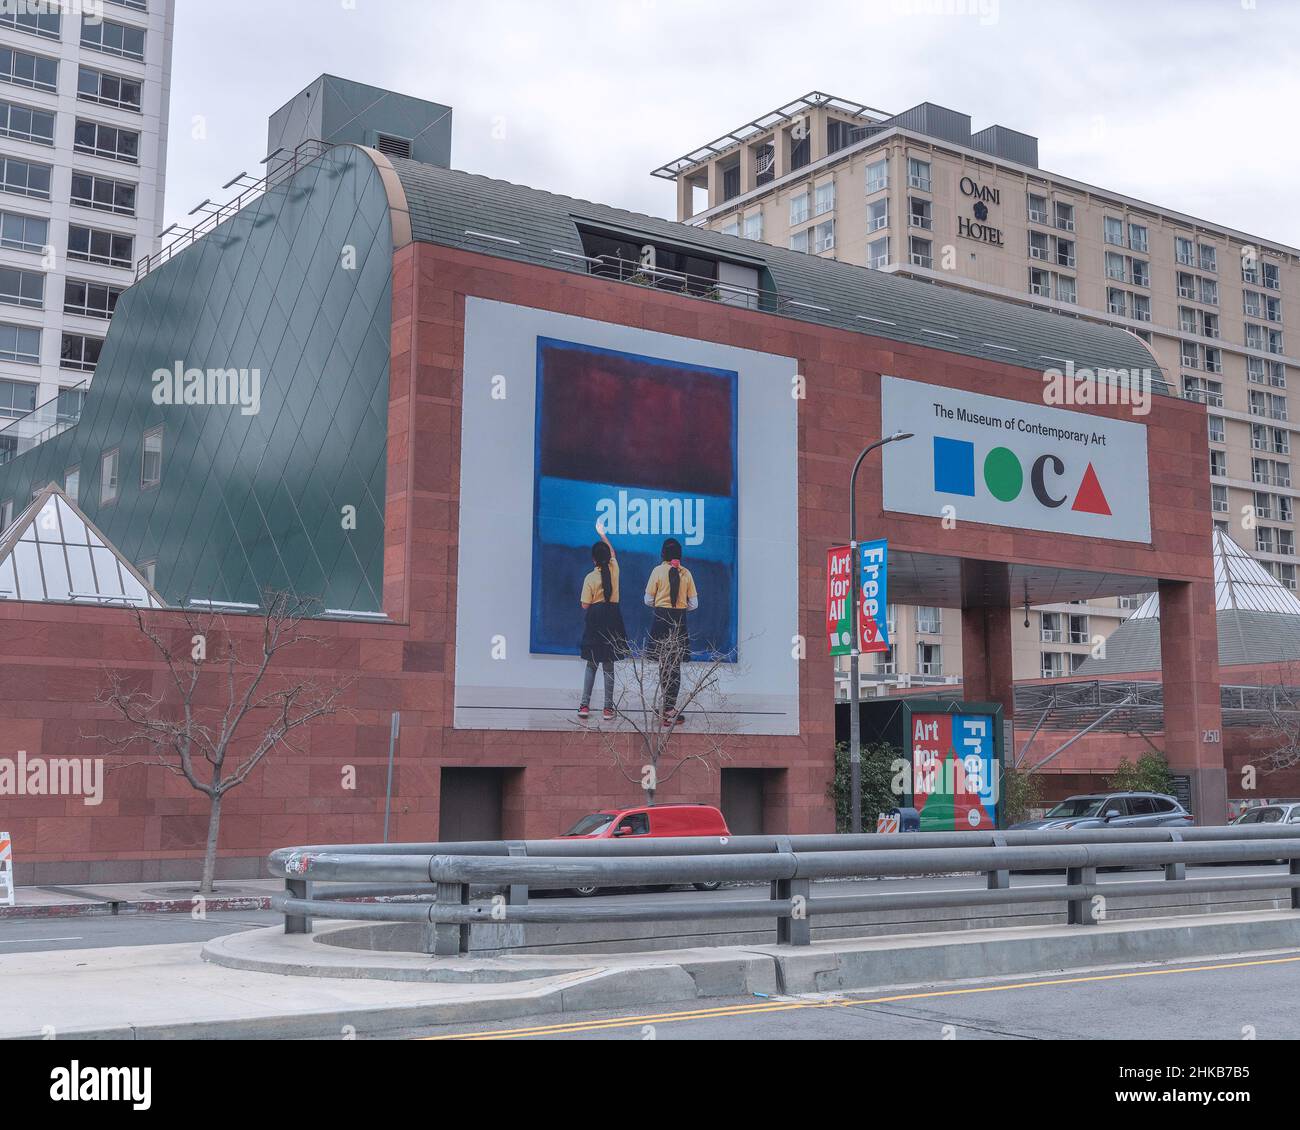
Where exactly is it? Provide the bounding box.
[655,93,1297,692]
[0,0,173,465]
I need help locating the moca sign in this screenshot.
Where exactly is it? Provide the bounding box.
[880,376,1152,543]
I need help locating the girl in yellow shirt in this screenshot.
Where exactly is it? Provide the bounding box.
[578,521,627,721]
[644,538,699,727]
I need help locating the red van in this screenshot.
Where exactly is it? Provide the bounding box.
[559,803,731,896]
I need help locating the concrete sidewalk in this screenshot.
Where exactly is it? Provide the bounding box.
[0,879,278,919]
[3,910,1299,1040]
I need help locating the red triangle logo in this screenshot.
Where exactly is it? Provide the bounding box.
[1072,463,1112,516]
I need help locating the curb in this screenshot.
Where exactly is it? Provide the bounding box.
[0,896,273,920]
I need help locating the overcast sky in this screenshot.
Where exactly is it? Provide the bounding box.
[167,0,1300,245]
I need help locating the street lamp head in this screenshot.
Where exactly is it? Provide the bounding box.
[887,430,915,443]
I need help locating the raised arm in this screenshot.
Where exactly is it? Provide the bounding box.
[595,518,616,560]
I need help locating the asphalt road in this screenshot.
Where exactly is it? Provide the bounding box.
[401,950,1300,1041]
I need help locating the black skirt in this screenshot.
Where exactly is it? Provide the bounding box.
[580,601,627,664]
[648,607,690,653]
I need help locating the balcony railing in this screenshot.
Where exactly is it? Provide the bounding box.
[0,382,87,467]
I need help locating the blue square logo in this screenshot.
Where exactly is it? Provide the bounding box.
[933,436,975,497]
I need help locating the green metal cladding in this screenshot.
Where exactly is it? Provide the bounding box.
[0,146,394,612]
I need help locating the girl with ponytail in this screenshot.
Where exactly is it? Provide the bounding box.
[644,538,699,727]
[577,520,627,721]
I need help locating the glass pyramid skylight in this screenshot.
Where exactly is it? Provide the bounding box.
[0,483,165,607]
[1127,528,1300,619]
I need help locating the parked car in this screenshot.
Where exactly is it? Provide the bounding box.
[1233,801,1300,827]
[1009,791,1193,831]
[558,802,730,896]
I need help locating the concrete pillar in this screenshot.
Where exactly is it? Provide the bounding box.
[959,561,1014,722]
[676,174,694,221]
[1159,578,1227,824]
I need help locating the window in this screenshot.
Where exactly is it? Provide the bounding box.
[1246,323,1267,350]
[1198,277,1218,305]
[1104,216,1124,245]
[813,218,835,253]
[814,179,835,216]
[1278,564,1297,591]
[908,235,932,268]
[82,17,147,62]
[1244,290,1262,318]
[742,210,762,241]
[753,142,774,186]
[0,99,54,145]
[1210,449,1227,478]
[1041,612,1062,643]
[789,191,809,227]
[100,449,120,505]
[1183,374,1222,407]
[909,197,932,230]
[867,197,888,232]
[1257,526,1276,554]
[0,208,47,254]
[1068,614,1089,645]
[719,218,739,237]
[1176,271,1195,299]
[60,333,102,372]
[867,235,889,269]
[0,47,57,93]
[1041,652,1065,678]
[0,266,43,309]
[917,643,942,677]
[1269,362,1287,389]
[64,279,123,319]
[0,322,39,364]
[1131,259,1149,287]
[65,466,79,501]
[788,228,810,254]
[1055,274,1076,304]
[0,6,60,39]
[1262,262,1281,290]
[1181,341,1200,369]
[0,156,51,199]
[1208,415,1225,443]
[1266,296,1282,323]
[0,377,37,418]
[1199,243,1217,272]
[874,647,895,675]
[865,158,888,194]
[720,161,739,201]
[907,157,931,191]
[141,427,162,489]
[1027,193,1048,224]
[1029,266,1050,298]
[1128,223,1148,252]
[1028,230,1049,261]
[77,65,142,111]
[1212,484,1228,513]
[1131,294,1151,322]
[1055,237,1075,267]
[916,607,941,634]
[74,119,141,164]
[1175,236,1195,266]
[1105,251,1126,281]
[71,171,137,216]
[1054,200,1075,231]
[67,224,134,268]
[1204,347,1222,374]
[1107,288,1127,317]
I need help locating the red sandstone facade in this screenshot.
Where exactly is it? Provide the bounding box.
[0,238,1227,883]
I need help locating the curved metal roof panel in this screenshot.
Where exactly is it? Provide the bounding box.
[388,157,1168,387]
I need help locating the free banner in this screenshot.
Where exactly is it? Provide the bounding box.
[858,538,889,654]
[531,337,738,660]
[910,712,998,830]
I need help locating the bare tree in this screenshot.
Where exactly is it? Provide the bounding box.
[1251,661,1300,773]
[579,626,739,804]
[98,591,350,894]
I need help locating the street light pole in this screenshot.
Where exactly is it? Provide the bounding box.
[848,430,914,834]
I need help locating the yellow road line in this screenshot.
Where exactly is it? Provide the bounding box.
[422,951,1300,1040]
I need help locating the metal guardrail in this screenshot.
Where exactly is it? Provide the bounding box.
[269,828,1300,957]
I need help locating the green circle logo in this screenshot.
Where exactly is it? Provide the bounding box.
[983,447,1023,501]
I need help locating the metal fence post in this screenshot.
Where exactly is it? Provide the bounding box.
[284,877,311,935]
[987,834,1010,890]
[775,878,811,946]
[1066,866,1098,926]
[507,843,529,906]
[1291,856,1300,912]
[1164,830,1186,881]
[427,882,470,956]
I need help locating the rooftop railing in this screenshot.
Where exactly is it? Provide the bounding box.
[0,382,86,467]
